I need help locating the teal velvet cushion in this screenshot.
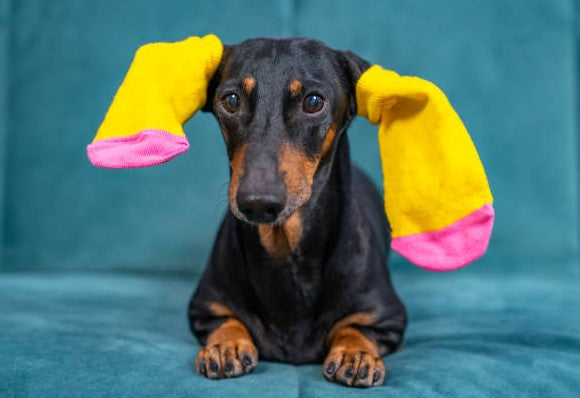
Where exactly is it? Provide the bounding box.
[1,266,578,397]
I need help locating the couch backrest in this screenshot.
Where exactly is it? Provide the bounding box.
[1,0,578,273]
[0,0,7,269]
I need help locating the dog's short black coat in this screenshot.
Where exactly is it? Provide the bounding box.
[188,38,407,387]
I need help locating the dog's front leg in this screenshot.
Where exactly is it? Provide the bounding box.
[323,325,386,387]
[195,316,258,379]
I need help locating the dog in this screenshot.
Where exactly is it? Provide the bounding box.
[188,38,407,388]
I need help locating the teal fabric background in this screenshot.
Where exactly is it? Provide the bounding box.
[1,0,578,272]
[0,0,8,265]
[1,0,579,397]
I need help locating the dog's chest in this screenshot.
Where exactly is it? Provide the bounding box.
[245,258,337,363]
[254,257,322,316]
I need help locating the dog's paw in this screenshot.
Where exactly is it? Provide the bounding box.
[322,348,386,387]
[195,338,258,379]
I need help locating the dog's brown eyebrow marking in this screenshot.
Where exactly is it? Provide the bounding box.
[242,76,256,94]
[208,302,235,318]
[289,79,302,97]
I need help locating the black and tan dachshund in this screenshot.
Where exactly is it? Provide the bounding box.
[188,38,407,388]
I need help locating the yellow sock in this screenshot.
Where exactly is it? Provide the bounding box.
[87,34,223,168]
[356,65,494,271]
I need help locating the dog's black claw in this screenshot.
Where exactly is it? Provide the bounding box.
[345,365,355,378]
[209,359,219,373]
[358,364,369,380]
[198,360,207,375]
[242,354,253,367]
[224,360,234,373]
[372,368,381,383]
[325,362,337,375]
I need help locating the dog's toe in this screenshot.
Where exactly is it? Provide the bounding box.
[196,346,223,379]
[195,340,258,379]
[322,349,385,387]
[335,352,360,386]
[355,352,385,387]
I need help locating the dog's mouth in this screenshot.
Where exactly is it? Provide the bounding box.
[228,196,305,227]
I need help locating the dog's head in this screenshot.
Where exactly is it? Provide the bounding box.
[88,34,493,270]
[203,38,369,225]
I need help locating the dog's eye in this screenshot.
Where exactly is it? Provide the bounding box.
[222,93,240,113]
[303,94,324,113]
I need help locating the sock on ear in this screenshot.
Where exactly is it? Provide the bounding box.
[87,34,223,168]
[356,65,494,271]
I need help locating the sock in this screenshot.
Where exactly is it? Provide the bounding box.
[356,65,494,271]
[87,34,223,168]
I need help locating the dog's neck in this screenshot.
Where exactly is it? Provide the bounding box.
[235,133,353,327]
[256,133,351,262]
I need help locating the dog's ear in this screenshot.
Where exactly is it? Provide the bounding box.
[87,34,223,168]
[202,45,231,113]
[355,64,494,271]
[338,50,371,116]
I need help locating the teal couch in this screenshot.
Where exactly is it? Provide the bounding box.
[1,1,579,397]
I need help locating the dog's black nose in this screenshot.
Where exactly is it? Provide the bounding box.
[238,195,283,223]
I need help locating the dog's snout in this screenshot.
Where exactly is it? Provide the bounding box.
[234,149,286,224]
[238,194,284,223]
